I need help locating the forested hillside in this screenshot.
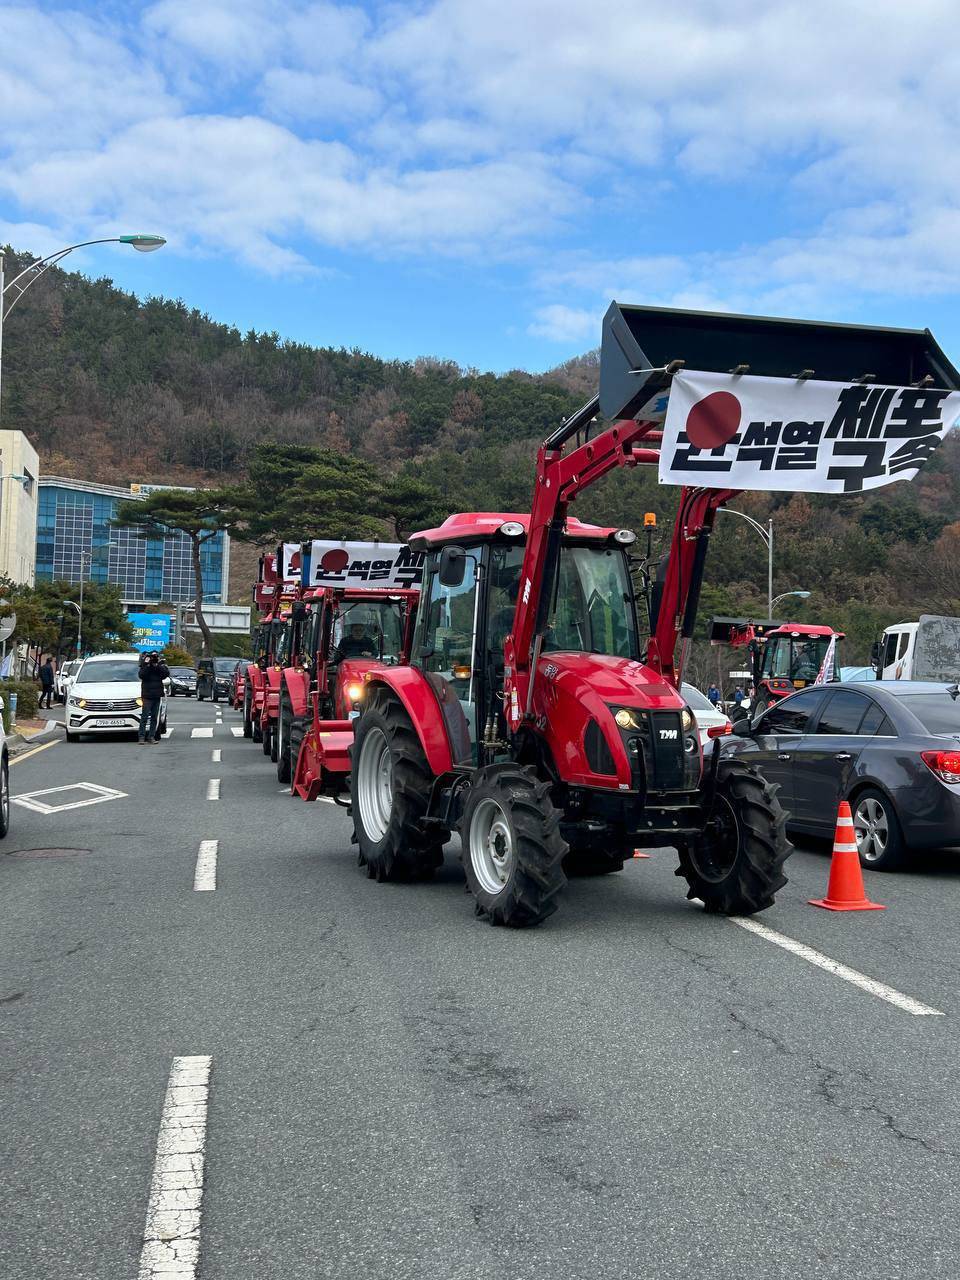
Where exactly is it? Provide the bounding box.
[3,246,958,666]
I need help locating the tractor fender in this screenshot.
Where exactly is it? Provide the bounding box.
[365,667,455,777]
[281,667,310,719]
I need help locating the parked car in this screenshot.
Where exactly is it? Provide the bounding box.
[56,658,82,703]
[168,666,197,697]
[681,682,731,745]
[0,693,11,838]
[65,652,167,742]
[722,681,960,869]
[197,657,239,702]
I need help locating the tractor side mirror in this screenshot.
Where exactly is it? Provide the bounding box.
[438,545,467,588]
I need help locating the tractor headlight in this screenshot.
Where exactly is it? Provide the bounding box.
[681,707,695,732]
[614,708,641,730]
[346,682,364,703]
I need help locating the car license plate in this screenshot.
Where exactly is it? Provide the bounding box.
[93,717,124,727]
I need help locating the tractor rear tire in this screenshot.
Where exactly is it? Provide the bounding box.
[288,717,306,787]
[243,686,253,738]
[277,698,293,783]
[677,756,790,915]
[261,720,272,755]
[351,688,446,881]
[462,764,568,927]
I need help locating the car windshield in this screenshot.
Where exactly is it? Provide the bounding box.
[898,695,960,736]
[546,545,639,659]
[171,667,195,676]
[76,659,141,684]
[214,659,238,673]
[681,684,716,712]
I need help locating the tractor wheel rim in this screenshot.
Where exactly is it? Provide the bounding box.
[854,797,888,862]
[469,797,514,896]
[691,793,740,883]
[357,727,392,841]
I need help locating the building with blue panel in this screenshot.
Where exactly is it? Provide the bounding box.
[36,478,229,605]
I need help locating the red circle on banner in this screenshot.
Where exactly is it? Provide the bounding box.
[320,548,350,572]
[685,391,742,449]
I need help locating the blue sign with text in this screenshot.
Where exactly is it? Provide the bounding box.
[128,613,171,652]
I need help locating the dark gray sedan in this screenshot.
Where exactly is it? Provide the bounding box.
[722,681,960,869]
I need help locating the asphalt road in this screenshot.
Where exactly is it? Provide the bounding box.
[2,695,960,1279]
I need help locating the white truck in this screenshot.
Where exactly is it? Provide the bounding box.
[874,614,960,682]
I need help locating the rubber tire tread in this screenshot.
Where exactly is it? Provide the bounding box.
[243,683,253,738]
[677,755,790,915]
[261,720,272,754]
[462,764,568,927]
[351,689,446,882]
[277,698,293,783]
[288,717,307,789]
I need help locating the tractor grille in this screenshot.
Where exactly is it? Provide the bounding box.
[78,698,139,712]
[648,711,685,790]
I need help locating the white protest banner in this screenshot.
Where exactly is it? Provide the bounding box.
[301,541,425,590]
[659,370,960,493]
[280,542,301,583]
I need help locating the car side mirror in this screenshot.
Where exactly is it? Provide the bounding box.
[731,719,755,737]
[438,545,467,588]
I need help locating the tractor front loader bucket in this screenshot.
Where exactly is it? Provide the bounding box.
[599,301,960,422]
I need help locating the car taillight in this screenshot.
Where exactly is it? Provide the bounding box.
[921,750,960,783]
[707,721,733,739]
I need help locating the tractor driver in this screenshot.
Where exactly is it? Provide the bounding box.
[334,622,378,662]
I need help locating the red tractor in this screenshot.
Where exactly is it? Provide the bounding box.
[242,554,299,746]
[284,586,419,797]
[350,301,958,927]
[711,617,843,717]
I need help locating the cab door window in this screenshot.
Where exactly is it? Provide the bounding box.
[416,553,481,764]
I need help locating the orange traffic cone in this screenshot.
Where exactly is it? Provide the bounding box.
[809,801,886,912]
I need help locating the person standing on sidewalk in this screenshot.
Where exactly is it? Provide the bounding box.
[137,651,169,744]
[38,655,56,710]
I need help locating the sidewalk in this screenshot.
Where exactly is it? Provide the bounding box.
[6,708,64,755]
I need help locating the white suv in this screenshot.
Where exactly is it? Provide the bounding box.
[65,653,168,742]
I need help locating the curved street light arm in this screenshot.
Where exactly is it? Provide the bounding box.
[1,237,164,320]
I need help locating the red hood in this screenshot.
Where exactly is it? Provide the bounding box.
[542,652,684,708]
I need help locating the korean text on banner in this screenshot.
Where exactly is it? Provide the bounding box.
[301,541,424,590]
[659,371,960,493]
[128,613,171,652]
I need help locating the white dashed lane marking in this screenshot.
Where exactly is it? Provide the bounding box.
[731,916,944,1016]
[211,749,221,764]
[138,1054,211,1279]
[230,727,244,738]
[190,728,213,739]
[193,841,218,892]
[206,779,221,801]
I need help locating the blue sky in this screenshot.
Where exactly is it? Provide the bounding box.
[2,1,959,373]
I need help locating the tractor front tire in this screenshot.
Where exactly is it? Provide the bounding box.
[288,717,306,788]
[462,764,568,927]
[677,756,790,915]
[351,689,446,881]
[242,685,253,738]
[261,720,272,754]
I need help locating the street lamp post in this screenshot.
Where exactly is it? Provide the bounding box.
[0,235,165,425]
[67,541,121,657]
[771,590,811,613]
[717,509,775,617]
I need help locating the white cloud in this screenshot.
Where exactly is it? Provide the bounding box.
[261,68,381,123]
[528,304,600,343]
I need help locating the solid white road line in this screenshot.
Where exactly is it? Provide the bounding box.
[230,727,244,738]
[206,779,220,801]
[211,749,221,764]
[193,840,218,892]
[138,1054,211,1280]
[731,916,944,1016]
[191,727,214,739]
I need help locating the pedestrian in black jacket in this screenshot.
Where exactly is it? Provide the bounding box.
[39,656,56,709]
[138,652,169,744]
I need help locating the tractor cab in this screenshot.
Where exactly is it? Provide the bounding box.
[410,513,678,770]
[303,588,416,719]
[756,624,841,706]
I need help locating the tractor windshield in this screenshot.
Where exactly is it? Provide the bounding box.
[333,600,403,662]
[545,546,639,659]
[763,636,830,682]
